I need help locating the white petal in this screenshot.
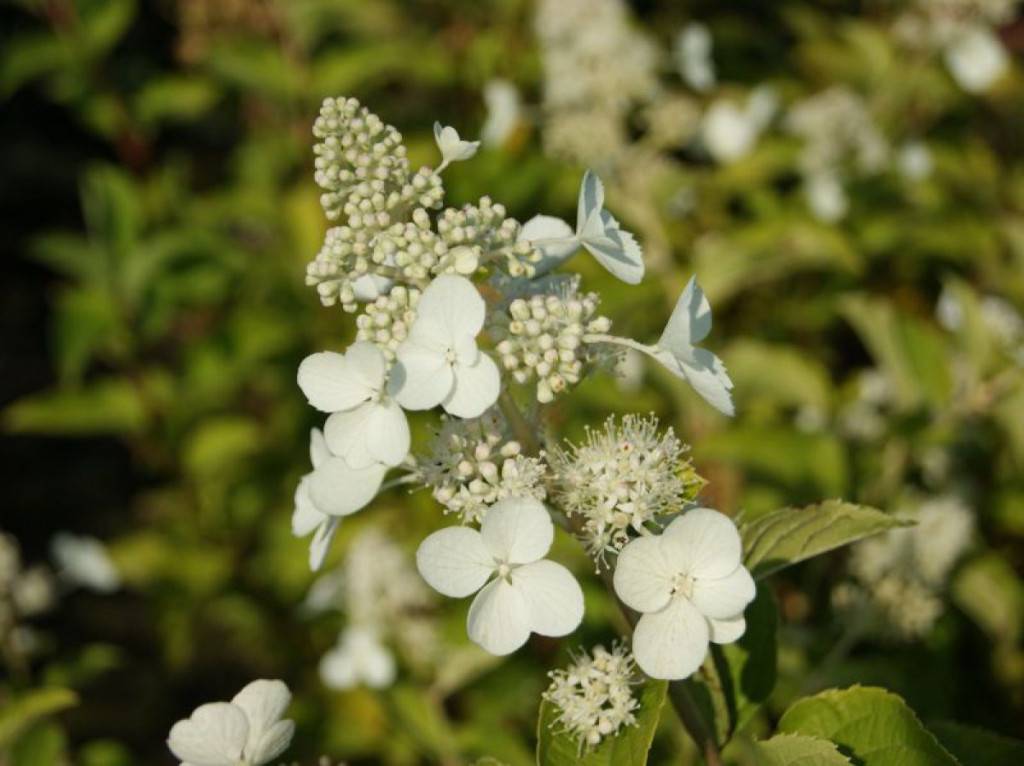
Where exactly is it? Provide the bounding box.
[661,508,743,580]
[249,720,294,764]
[297,352,372,412]
[708,613,746,644]
[416,526,494,597]
[466,578,531,656]
[309,428,330,469]
[612,535,675,614]
[444,353,500,418]
[308,457,386,516]
[231,679,291,760]
[360,639,397,688]
[167,702,248,765]
[351,273,393,302]
[319,647,358,689]
[660,276,711,351]
[323,405,375,469]
[292,477,323,537]
[393,342,455,411]
[582,218,644,284]
[519,214,578,263]
[480,496,553,564]
[691,565,755,620]
[308,517,340,571]
[513,560,584,637]
[415,275,486,339]
[364,400,410,466]
[576,170,606,237]
[632,597,710,680]
[652,347,735,417]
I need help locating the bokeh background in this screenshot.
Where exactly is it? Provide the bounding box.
[2,0,1023,764]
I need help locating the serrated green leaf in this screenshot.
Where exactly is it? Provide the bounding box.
[741,500,908,579]
[929,721,1024,766]
[754,733,851,765]
[0,688,78,749]
[778,686,958,766]
[537,679,667,766]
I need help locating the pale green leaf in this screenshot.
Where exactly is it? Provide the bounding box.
[778,686,958,766]
[536,679,667,766]
[2,379,147,436]
[754,733,851,765]
[741,500,908,579]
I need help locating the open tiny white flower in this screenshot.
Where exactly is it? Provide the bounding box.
[167,679,294,766]
[614,508,755,680]
[416,496,584,655]
[434,122,480,171]
[393,275,500,418]
[298,341,409,469]
[521,170,644,284]
[293,429,385,570]
[320,625,396,690]
[945,26,1008,94]
[51,533,120,593]
[651,277,734,416]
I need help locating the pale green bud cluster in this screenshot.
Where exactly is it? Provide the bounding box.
[419,410,547,524]
[436,197,541,278]
[543,643,639,748]
[491,290,612,403]
[355,286,421,361]
[305,226,376,310]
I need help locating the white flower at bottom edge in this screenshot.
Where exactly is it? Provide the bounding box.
[293,428,386,571]
[613,508,755,680]
[320,625,396,690]
[393,275,500,419]
[167,679,294,766]
[416,496,584,656]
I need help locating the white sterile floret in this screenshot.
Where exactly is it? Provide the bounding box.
[167,679,294,766]
[945,25,1008,93]
[394,275,501,418]
[543,643,639,748]
[651,277,735,416]
[298,341,410,469]
[416,496,584,655]
[419,409,546,524]
[320,625,396,690]
[550,415,704,565]
[293,429,384,570]
[50,533,120,593]
[434,122,481,171]
[520,171,644,284]
[613,508,755,680]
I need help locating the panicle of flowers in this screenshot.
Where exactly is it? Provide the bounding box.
[834,495,974,639]
[490,277,614,403]
[543,643,640,748]
[550,415,704,565]
[417,408,547,524]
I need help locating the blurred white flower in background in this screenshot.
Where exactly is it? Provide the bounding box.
[481,80,522,147]
[804,172,849,223]
[700,87,777,163]
[898,141,933,181]
[320,625,396,690]
[167,679,294,766]
[51,533,120,593]
[613,508,756,679]
[945,26,1009,92]
[675,23,716,93]
[416,496,584,655]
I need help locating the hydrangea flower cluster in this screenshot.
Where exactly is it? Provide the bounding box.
[287,98,749,689]
[543,643,640,748]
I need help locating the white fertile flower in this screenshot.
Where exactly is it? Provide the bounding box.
[293,429,384,571]
[298,341,409,469]
[416,496,584,655]
[482,79,522,147]
[434,122,480,170]
[945,26,1008,93]
[320,625,396,690]
[394,275,500,418]
[167,679,294,766]
[675,23,716,93]
[51,533,120,593]
[614,508,755,680]
[521,171,644,284]
[651,277,734,416]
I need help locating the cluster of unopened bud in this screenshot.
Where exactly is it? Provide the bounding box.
[419,411,547,524]
[355,286,420,360]
[305,226,378,311]
[491,291,611,403]
[437,197,541,278]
